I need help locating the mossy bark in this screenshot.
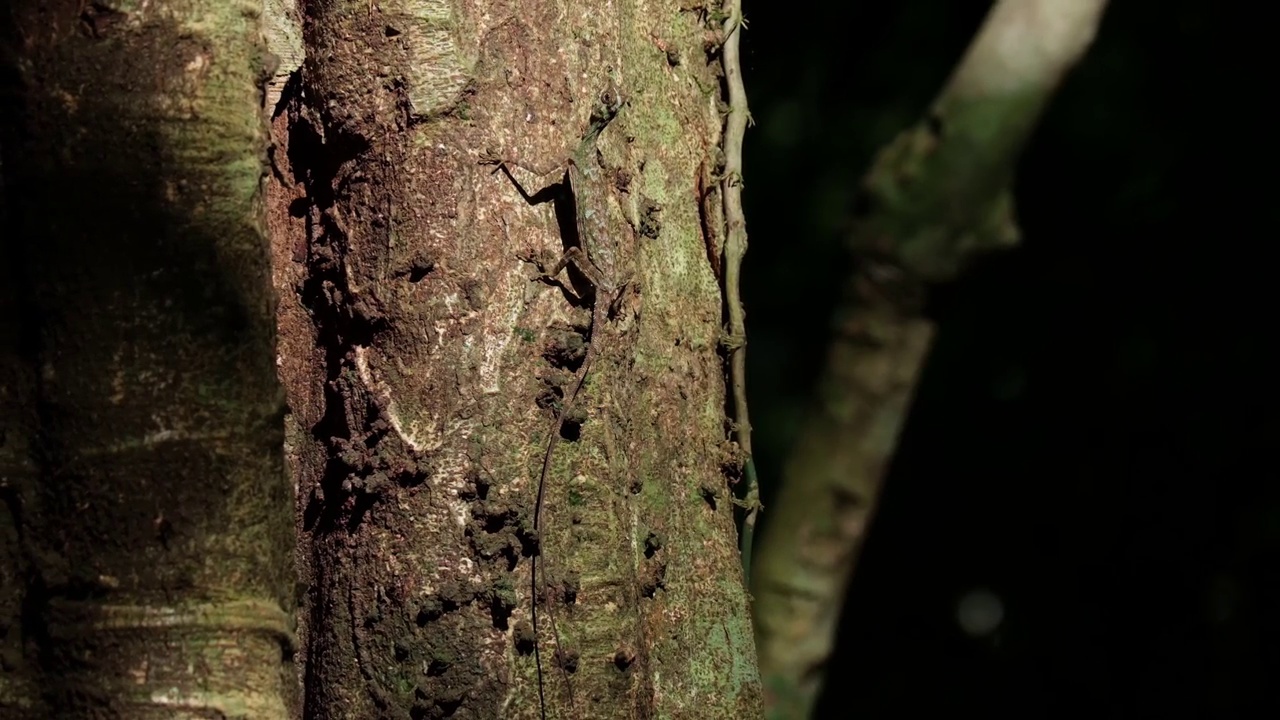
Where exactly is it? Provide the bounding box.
[273,0,761,717]
[0,2,295,717]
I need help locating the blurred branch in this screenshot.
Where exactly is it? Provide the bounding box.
[750,1,1110,717]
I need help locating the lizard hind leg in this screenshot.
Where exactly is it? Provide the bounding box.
[543,246,610,300]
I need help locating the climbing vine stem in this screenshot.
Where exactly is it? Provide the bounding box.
[717,0,757,581]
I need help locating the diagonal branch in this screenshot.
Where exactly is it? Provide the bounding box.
[750,2,1111,717]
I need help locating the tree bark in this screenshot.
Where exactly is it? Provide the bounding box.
[0,2,295,717]
[272,0,761,717]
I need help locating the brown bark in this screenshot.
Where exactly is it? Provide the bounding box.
[271,1,760,718]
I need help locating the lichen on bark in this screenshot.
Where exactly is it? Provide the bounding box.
[276,0,761,717]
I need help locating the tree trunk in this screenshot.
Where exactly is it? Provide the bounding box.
[272,1,761,717]
[0,2,296,717]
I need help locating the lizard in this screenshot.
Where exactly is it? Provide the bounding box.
[484,91,628,718]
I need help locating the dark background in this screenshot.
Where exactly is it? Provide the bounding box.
[739,1,1277,716]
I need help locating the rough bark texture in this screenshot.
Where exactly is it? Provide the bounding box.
[270,0,760,717]
[749,2,1110,717]
[0,1,295,716]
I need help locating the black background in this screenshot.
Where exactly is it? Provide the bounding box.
[740,1,1277,716]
